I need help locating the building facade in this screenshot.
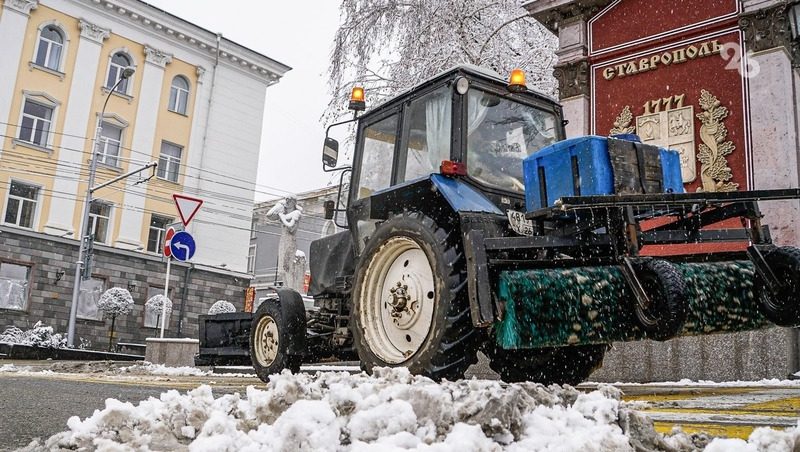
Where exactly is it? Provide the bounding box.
[0,0,290,345]
[525,0,800,381]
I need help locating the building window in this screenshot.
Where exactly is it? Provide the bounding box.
[19,99,53,147]
[77,277,104,320]
[147,215,172,254]
[144,286,171,329]
[34,25,64,71]
[247,244,257,274]
[168,76,190,115]
[106,52,132,94]
[157,142,182,183]
[4,181,39,228]
[0,262,31,311]
[88,201,111,243]
[98,122,122,167]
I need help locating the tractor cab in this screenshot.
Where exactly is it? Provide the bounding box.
[322,65,566,255]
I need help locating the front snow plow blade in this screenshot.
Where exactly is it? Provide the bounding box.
[494,260,774,349]
[461,189,800,350]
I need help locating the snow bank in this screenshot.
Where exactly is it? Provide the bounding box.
[28,367,653,451]
[119,362,210,377]
[594,378,800,388]
[20,368,800,451]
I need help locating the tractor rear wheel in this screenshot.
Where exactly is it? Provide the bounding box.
[755,246,800,327]
[632,259,688,341]
[486,344,608,386]
[351,211,478,381]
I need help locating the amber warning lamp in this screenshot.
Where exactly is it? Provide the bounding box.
[508,69,527,93]
[349,86,366,111]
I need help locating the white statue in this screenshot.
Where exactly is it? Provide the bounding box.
[266,196,306,291]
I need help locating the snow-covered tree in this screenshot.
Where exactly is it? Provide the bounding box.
[97,288,134,351]
[325,0,557,124]
[208,300,236,315]
[146,294,173,330]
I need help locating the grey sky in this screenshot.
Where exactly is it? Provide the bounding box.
[144,0,342,202]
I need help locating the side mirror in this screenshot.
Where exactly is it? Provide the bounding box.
[323,137,339,167]
[323,200,335,220]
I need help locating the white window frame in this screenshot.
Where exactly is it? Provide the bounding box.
[97,121,123,167]
[3,180,40,229]
[88,201,112,244]
[168,76,190,115]
[0,261,32,311]
[32,22,69,74]
[77,277,105,320]
[157,141,182,183]
[147,214,172,254]
[16,92,60,150]
[105,49,135,96]
[247,244,257,274]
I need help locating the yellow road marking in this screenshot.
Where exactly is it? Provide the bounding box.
[641,406,798,417]
[653,422,758,439]
[622,387,761,403]
[744,396,800,413]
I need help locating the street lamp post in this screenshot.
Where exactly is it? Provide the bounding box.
[66,67,135,347]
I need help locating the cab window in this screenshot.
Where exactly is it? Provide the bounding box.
[466,89,558,193]
[356,114,399,200]
[401,86,451,182]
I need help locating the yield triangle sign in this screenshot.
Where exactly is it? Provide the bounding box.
[173,194,203,227]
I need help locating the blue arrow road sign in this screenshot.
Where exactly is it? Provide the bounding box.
[170,231,196,261]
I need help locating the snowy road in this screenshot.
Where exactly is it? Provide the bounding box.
[604,383,800,440]
[1,360,800,450]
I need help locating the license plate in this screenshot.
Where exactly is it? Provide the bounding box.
[507,210,534,236]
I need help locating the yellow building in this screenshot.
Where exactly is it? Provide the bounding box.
[0,0,289,344]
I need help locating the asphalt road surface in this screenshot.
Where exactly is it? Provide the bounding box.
[0,376,171,450]
[2,362,799,450]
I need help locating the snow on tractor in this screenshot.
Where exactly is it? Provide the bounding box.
[199,65,800,385]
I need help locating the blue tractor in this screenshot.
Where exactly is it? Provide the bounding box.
[243,65,800,385]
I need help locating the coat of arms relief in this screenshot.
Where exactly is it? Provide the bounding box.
[609,90,739,192]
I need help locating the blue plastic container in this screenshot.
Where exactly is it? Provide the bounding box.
[523,135,684,211]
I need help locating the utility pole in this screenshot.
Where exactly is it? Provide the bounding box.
[66,67,156,347]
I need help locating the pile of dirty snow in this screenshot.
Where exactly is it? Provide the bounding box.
[119,362,210,377]
[22,368,684,451]
[20,367,800,451]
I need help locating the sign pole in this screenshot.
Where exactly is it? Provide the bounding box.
[161,256,171,338]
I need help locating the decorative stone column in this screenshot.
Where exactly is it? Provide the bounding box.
[0,0,38,159]
[740,3,800,247]
[115,45,173,249]
[44,19,110,237]
[526,1,608,138]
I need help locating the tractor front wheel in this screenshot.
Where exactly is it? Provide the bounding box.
[351,211,478,381]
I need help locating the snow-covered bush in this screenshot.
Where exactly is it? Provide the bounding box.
[97,288,134,318]
[0,321,66,348]
[208,300,235,315]
[146,294,173,315]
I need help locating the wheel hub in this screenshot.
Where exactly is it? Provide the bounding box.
[254,315,279,366]
[389,281,421,329]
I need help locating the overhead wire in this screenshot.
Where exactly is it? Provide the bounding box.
[0,122,302,198]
